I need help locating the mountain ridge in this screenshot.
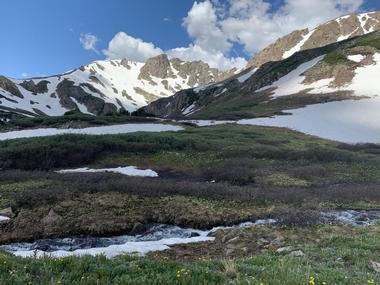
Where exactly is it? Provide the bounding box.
[0,54,234,117]
[247,11,380,69]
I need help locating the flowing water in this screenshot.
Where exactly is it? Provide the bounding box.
[2,210,380,258]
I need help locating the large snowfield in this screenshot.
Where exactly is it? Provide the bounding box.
[240,52,380,144]
[239,98,380,144]
[0,123,183,141]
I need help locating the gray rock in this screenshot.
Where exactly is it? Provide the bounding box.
[129,223,147,235]
[276,246,294,253]
[41,209,62,225]
[0,207,14,218]
[288,250,305,257]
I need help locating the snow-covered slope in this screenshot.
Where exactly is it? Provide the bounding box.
[248,12,380,69]
[143,29,380,121]
[0,54,233,117]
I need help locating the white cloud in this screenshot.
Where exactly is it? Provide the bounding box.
[102,0,364,70]
[21,72,29,78]
[183,1,231,53]
[167,45,247,70]
[103,32,163,62]
[80,33,99,53]
[221,0,364,53]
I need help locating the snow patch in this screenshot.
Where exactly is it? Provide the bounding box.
[0,124,184,141]
[237,68,257,83]
[259,55,328,97]
[347,54,365,63]
[238,97,380,144]
[57,166,158,177]
[0,216,10,222]
[283,30,315,59]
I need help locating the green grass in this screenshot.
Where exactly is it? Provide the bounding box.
[324,51,351,65]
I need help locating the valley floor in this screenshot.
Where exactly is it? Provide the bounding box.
[0,119,380,284]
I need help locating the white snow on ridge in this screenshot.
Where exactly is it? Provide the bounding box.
[57,166,158,177]
[259,55,329,97]
[283,30,315,59]
[0,123,184,141]
[261,53,380,98]
[237,68,257,83]
[0,57,215,116]
[244,53,380,144]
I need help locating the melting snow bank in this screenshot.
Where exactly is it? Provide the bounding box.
[0,216,10,222]
[3,220,277,259]
[238,98,380,144]
[0,123,184,141]
[56,166,158,177]
[178,120,235,127]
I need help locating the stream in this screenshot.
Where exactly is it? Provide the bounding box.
[2,210,380,258]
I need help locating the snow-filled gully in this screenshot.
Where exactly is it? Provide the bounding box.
[3,210,380,259]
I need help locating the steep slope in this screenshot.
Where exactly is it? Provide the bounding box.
[248,12,380,68]
[143,30,380,120]
[0,55,233,117]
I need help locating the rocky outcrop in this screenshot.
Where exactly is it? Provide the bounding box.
[0,55,232,117]
[20,80,49,95]
[56,79,117,115]
[248,12,380,68]
[248,29,308,69]
[0,76,23,98]
[138,54,173,81]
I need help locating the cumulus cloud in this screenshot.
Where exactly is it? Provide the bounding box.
[102,0,364,70]
[167,44,247,70]
[103,32,163,62]
[220,0,364,53]
[80,33,99,53]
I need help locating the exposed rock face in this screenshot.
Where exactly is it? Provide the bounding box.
[56,79,117,115]
[0,76,23,98]
[138,54,173,80]
[0,207,15,218]
[249,29,308,69]
[248,12,380,68]
[20,80,49,95]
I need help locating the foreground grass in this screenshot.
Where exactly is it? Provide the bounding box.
[1,224,380,285]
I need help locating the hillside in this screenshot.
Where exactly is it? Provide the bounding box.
[248,12,380,68]
[143,30,380,123]
[0,55,233,117]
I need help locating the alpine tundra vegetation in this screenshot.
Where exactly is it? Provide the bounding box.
[1,1,380,284]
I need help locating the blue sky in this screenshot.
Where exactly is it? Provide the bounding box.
[1,0,379,78]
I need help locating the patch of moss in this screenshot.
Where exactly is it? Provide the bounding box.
[324,51,351,65]
[264,173,310,187]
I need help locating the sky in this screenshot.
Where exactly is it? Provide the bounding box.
[0,0,379,78]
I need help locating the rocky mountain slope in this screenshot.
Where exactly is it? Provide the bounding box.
[143,14,380,121]
[248,12,380,68]
[0,55,234,117]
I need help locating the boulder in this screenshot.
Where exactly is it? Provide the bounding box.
[41,209,62,225]
[288,250,305,257]
[0,207,14,218]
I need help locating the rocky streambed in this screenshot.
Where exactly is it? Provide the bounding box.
[2,210,380,259]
